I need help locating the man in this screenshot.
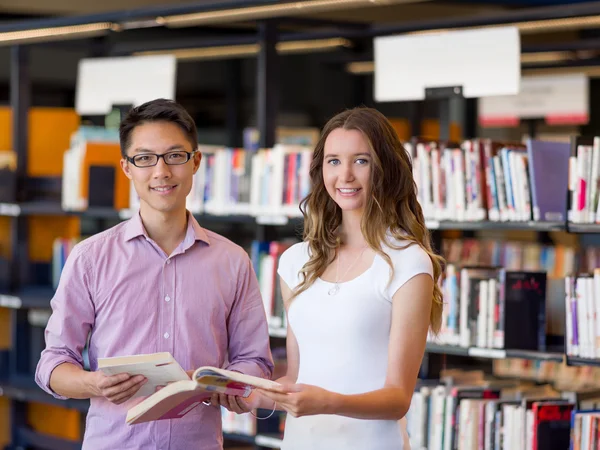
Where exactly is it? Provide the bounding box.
[35,98,273,450]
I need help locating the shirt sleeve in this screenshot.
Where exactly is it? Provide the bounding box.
[385,243,434,300]
[224,254,274,380]
[35,245,95,400]
[276,243,304,290]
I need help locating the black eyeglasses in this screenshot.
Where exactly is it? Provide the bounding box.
[126,150,196,168]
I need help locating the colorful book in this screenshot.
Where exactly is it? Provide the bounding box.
[125,366,281,425]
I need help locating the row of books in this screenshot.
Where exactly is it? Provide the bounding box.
[179,145,313,217]
[61,126,316,217]
[569,137,600,224]
[406,366,600,450]
[493,359,600,392]
[442,238,591,280]
[221,408,256,436]
[406,381,570,450]
[434,267,546,351]
[405,138,570,224]
[565,272,600,359]
[250,239,299,330]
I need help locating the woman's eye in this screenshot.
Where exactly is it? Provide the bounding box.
[356,159,369,165]
[327,159,340,165]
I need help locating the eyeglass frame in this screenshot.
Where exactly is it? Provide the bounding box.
[125,150,198,168]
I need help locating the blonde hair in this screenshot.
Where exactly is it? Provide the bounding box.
[294,107,444,334]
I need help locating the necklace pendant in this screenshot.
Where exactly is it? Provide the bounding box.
[328,284,340,296]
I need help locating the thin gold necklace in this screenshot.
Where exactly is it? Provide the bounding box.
[328,246,368,296]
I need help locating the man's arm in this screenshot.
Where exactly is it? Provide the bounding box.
[51,363,146,404]
[35,245,146,403]
[223,254,274,379]
[35,246,95,399]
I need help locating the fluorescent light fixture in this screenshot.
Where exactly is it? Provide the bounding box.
[135,38,352,61]
[408,15,600,36]
[523,65,600,78]
[0,22,115,45]
[346,61,375,74]
[160,0,423,27]
[520,52,573,64]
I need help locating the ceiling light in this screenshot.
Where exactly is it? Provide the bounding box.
[135,38,353,61]
[346,61,375,74]
[520,52,573,64]
[0,22,115,45]
[522,65,600,78]
[407,14,600,36]
[160,0,424,27]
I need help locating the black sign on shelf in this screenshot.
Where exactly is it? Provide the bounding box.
[424,85,464,142]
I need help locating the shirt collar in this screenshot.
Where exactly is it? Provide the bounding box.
[123,210,210,246]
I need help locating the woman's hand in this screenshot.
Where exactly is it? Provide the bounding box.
[257,383,337,418]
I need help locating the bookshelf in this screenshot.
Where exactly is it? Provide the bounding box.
[2,2,600,450]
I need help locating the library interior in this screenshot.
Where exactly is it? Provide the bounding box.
[1,0,600,449]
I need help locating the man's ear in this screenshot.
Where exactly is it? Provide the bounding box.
[120,158,132,180]
[192,150,202,175]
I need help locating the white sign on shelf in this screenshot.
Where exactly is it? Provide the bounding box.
[467,347,507,359]
[478,73,589,126]
[374,26,520,101]
[0,295,22,309]
[75,55,177,115]
[255,435,283,448]
[256,215,289,226]
[0,203,21,217]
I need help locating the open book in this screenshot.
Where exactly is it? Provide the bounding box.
[126,366,282,425]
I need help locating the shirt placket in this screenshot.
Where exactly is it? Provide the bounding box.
[157,255,176,449]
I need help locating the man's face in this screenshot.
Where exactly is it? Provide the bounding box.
[120,121,200,216]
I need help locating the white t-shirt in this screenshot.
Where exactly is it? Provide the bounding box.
[276,237,434,450]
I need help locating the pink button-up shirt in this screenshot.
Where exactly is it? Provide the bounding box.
[35,212,273,450]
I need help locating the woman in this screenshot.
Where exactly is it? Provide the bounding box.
[223,107,444,449]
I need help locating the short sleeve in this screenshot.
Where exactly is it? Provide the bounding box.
[277,242,309,290]
[385,242,434,298]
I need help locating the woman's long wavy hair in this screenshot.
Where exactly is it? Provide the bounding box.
[295,107,444,334]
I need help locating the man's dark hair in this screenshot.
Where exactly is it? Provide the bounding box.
[119,98,198,157]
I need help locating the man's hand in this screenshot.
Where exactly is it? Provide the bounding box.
[207,391,260,414]
[87,371,147,405]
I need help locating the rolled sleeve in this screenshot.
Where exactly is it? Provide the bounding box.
[225,255,274,380]
[35,245,95,399]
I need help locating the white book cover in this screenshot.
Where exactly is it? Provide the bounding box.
[477,280,489,349]
[565,276,574,356]
[595,269,600,358]
[493,155,508,222]
[98,352,189,399]
[487,278,497,349]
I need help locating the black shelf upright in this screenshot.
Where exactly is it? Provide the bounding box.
[7,43,33,450]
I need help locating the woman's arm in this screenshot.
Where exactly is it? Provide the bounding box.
[327,273,433,420]
[260,273,433,420]
[252,278,300,410]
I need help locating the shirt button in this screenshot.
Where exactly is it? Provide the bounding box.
[166,259,171,265]
[163,332,170,339]
[165,295,171,302]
